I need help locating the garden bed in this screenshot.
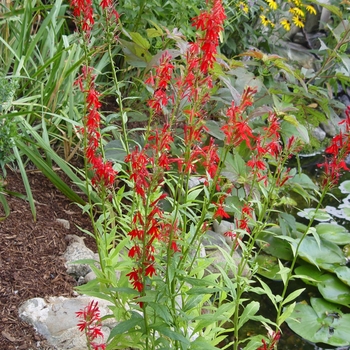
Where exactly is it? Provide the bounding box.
[0,170,94,350]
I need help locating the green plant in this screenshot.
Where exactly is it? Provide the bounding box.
[0,0,91,218]
[67,1,350,349]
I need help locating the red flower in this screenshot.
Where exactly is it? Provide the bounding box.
[192,0,226,73]
[70,0,95,33]
[76,67,117,188]
[146,52,174,113]
[214,203,230,219]
[76,301,106,349]
[222,88,257,149]
[317,107,350,188]
[145,264,156,277]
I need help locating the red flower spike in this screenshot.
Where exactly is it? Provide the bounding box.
[318,107,350,188]
[191,0,226,73]
[76,301,106,349]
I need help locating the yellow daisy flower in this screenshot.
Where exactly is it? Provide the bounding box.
[292,15,304,28]
[266,0,278,10]
[260,15,270,26]
[289,7,305,17]
[238,1,249,13]
[306,5,317,15]
[280,19,291,31]
[292,0,302,6]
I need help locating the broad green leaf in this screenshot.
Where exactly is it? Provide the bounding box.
[318,274,350,306]
[205,120,225,140]
[190,337,220,350]
[294,264,325,286]
[257,229,294,261]
[130,32,150,50]
[316,223,350,245]
[334,266,350,287]
[339,180,350,194]
[148,302,172,324]
[297,208,332,222]
[297,236,346,268]
[255,254,283,280]
[286,298,350,346]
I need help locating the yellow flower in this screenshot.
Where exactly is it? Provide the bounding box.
[260,15,269,27]
[280,19,291,31]
[266,0,278,10]
[292,15,304,28]
[238,1,249,13]
[306,5,317,15]
[292,0,302,6]
[289,6,305,17]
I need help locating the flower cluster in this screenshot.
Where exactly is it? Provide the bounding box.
[76,301,106,350]
[70,0,119,34]
[146,52,175,114]
[191,0,226,73]
[75,66,116,188]
[317,106,350,189]
[260,0,317,30]
[125,2,228,295]
[125,124,180,293]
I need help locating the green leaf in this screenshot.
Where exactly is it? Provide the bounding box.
[316,223,350,245]
[294,264,325,286]
[12,144,36,221]
[151,324,190,346]
[190,337,220,350]
[282,288,305,306]
[286,297,350,346]
[255,254,283,280]
[238,301,259,330]
[297,236,346,268]
[297,208,332,222]
[334,266,350,287]
[108,314,144,339]
[257,229,294,261]
[205,120,225,140]
[318,274,350,306]
[16,139,85,205]
[130,32,150,50]
[339,180,350,194]
[187,187,203,201]
[0,192,10,220]
[278,302,296,326]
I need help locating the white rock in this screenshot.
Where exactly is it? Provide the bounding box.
[19,296,116,350]
[212,220,235,237]
[56,218,70,230]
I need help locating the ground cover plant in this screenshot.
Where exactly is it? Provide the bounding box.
[2,0,350,349]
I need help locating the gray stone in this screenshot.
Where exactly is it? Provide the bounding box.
[19,296,115,350]
[312,126,326,142]
[56,219,70,230]
[62,235,96,279]
[203,224,249,277]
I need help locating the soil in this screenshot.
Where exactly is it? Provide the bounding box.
[0,169,95,350]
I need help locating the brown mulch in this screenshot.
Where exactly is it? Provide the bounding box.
[0,169,95,350]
